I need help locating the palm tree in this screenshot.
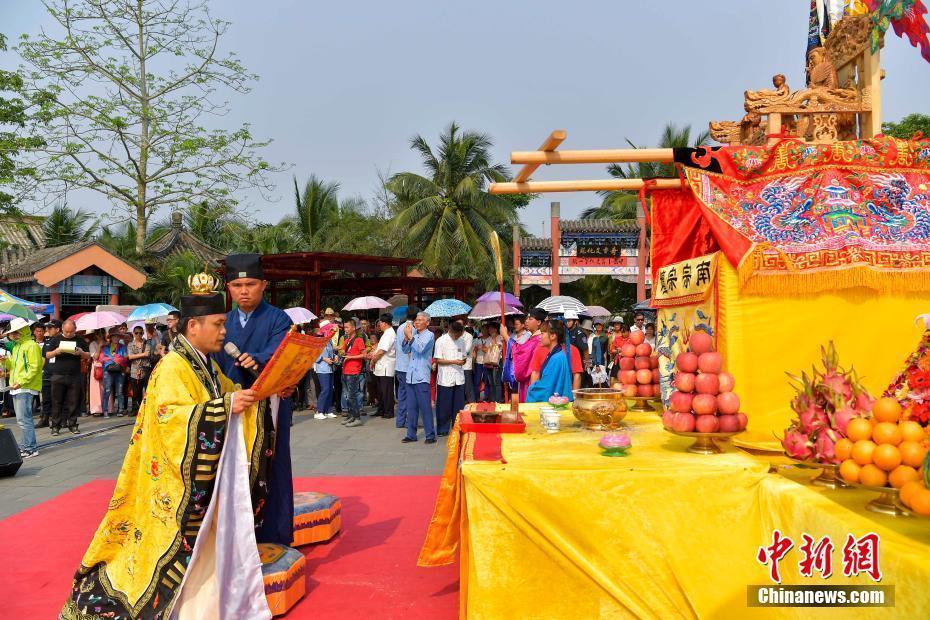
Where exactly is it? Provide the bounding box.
[137,250,205,307]
[42,204,99,246]
[388,122,518,283]
[97,221,141,261]
[290,175,340,248]
[581,123,710,222]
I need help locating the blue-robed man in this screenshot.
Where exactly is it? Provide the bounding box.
[215,253,296,545]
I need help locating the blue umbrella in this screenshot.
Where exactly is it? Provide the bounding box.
[424,298,471,318]
[127,303,178,323]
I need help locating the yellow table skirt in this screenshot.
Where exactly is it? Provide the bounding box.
[452,405,930,619]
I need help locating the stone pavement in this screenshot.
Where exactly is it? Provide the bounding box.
[0,406,446,519]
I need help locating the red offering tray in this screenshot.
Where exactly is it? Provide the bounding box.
[459,410,526,434]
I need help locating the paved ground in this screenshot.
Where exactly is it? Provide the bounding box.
[0,406,446,519]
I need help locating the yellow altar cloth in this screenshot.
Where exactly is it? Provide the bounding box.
[437,405,930,619]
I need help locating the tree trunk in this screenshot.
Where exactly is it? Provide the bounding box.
[135,0,149,255]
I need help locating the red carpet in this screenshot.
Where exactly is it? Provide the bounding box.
[0,476,458,619]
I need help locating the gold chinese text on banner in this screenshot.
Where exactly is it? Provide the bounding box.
[651,253,718,308]
[251,329,330,400]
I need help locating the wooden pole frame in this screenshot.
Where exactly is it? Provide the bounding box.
[493,131,679,195]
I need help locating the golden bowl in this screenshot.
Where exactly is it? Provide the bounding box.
[571,388,628,430]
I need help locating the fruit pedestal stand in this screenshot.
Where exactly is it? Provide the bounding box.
[844,482,907,517]
[785,457,844,490]
[625,396,660,413]
[664,429,743,455]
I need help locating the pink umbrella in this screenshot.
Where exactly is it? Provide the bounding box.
[343,296,390,312]
[75,311,127,332]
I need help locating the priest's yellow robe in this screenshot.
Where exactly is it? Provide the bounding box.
[61,336,272,620]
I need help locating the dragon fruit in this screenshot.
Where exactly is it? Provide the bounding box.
[783,428,813,460]
[813,429,839,464]
[819,342,852,401]
[832,406,858,437]
[784,341,874,461]
[798,406,829,434]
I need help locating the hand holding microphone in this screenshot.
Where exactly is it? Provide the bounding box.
[223,342,260,377]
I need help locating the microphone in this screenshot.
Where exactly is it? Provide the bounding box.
[223,342,260,378]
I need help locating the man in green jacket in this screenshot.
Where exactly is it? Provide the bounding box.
[3,317,43,458]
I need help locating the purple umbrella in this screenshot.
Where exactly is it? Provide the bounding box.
[476,291,523,307]
[468,301,523,321]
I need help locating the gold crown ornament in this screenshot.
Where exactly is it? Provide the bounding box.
[188,264,219,295]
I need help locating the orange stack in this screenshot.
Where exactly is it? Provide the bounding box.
[837,398,930,515]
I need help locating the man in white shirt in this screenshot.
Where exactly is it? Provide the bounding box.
[631,311,645,333]
[460,322,475,403]
[370,313,396,419]
[434,321,466,436]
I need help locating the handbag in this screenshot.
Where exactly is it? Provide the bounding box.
[93,364,103,380]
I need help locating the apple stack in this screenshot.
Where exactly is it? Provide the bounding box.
[661,329,747,434]
[615,330,660,399]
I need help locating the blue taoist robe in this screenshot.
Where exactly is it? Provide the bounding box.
[216,299,295,545]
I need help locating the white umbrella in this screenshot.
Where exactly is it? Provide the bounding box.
[343,296,390,311]
[284,307,317,324]
[536,295,587,315]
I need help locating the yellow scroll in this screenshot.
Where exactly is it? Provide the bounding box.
[250,329,330,399]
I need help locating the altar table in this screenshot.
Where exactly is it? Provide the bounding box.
[419,405,930,619]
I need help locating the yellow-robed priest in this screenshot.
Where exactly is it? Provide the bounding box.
[61,272,273,620]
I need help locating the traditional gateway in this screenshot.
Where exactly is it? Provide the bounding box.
[422,4,930,619]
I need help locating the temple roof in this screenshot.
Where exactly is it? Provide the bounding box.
[144,211,224,264]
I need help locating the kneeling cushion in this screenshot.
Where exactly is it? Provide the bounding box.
[260,543,306,616]
[292,491,342,546]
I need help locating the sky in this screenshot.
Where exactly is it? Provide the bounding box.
[4,0,930,236]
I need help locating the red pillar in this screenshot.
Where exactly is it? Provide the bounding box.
[550,202,560,296]
[109,293,119,306]
[50,291,61,320]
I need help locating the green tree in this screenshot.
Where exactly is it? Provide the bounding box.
[0,33,45,213]
[98,221,141,262]
[388,122,518,285]
[581,123,710,222]
[134,250,204,307]
[291,175,340,248]
[245,223,300,255]
[882,113,930,140]
[18,0,285,253]
[42,203,98,246]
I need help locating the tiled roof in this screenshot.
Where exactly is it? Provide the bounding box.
[0,215,45,250]
[145,228,224,264]
[559,219,639,233]
[0,241,97,281]
[520,238,551,251]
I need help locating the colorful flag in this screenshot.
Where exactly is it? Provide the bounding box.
[808,0,824,61]
[866,0,930,63]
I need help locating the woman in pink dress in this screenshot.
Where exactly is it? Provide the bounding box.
[87,330,104,415]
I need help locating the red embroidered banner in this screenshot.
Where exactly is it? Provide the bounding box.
[675,137,930,294]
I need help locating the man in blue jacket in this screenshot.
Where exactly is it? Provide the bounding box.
[215,253,296,545]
